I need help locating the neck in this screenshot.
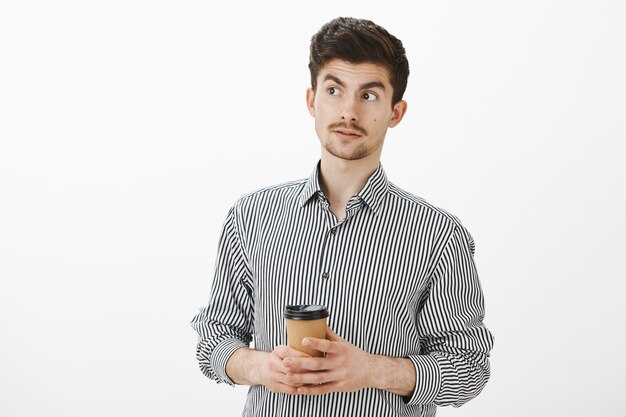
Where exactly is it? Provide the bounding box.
[318,151,379,220]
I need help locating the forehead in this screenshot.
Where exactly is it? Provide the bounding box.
[318,59,392,89]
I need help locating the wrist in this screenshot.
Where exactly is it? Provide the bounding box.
[227,347,266,386]
[369,354,416,397]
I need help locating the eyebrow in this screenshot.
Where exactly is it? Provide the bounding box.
[323,74,387,91]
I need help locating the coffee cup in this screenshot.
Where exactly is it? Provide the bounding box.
[283,305,329,357]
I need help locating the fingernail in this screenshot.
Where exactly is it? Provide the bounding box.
[302,339,311,346]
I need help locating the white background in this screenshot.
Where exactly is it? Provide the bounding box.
[1,1,625,416]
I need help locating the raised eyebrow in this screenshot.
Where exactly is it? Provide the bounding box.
[323,74,345,87]
[360,81,386,91]
[322,75,386,92]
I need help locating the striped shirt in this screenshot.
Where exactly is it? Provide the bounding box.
[191,162,494,417]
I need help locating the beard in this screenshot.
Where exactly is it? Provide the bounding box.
[322,140,373,161]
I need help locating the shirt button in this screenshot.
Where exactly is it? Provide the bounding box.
[321,272,329,280]
[330,228,337,235]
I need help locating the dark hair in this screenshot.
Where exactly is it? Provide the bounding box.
[309,17,410,107]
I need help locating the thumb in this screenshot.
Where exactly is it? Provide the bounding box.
[326,326,345,342]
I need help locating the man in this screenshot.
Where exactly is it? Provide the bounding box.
[191,16,494,417]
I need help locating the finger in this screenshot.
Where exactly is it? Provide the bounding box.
[269,381,302,395]
[296,381,338,396]
[326,327,345,342]
[287,369,335,386]
[302,337,336,354]
[277,375,306,389]
[272,369,307,389]
[274,345,311,359]
[284,356,327,372]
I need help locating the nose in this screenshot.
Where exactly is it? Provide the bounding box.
[341,96,358,122]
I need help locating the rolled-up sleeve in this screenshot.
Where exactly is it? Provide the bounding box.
[406,225,495,407]
[190,205,253,386]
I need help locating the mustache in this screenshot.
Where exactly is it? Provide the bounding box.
[328,122,367,136]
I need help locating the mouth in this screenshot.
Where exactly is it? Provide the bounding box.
[333,129,362,141]
[331,123,366,140]
[335,128,361,136]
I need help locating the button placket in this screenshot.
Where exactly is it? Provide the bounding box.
[320,227,331,281]
[319,220,340,282]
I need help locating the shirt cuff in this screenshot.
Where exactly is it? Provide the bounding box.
[211,338,249,386]
[405,354,442,405]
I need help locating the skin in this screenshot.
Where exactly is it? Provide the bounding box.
[226,59,416,397]
[306,59,407,220]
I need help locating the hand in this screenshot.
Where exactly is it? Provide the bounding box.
[250,345,311,394]
[282,327,375,395]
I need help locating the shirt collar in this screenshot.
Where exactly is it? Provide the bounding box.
[298,161,389,214]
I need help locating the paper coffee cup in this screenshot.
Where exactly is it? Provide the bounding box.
[284,305,329,357]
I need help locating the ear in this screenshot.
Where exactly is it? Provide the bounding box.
[306,87,316,117]
[388,100,408,128]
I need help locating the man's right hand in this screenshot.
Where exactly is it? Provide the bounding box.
[226,345,310,394]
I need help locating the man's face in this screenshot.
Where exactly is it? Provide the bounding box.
[306,59,407,162]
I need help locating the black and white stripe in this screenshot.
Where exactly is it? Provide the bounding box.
[191,162,494,417]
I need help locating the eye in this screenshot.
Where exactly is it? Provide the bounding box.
[327,86,341,96]
[362,92,378,101]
